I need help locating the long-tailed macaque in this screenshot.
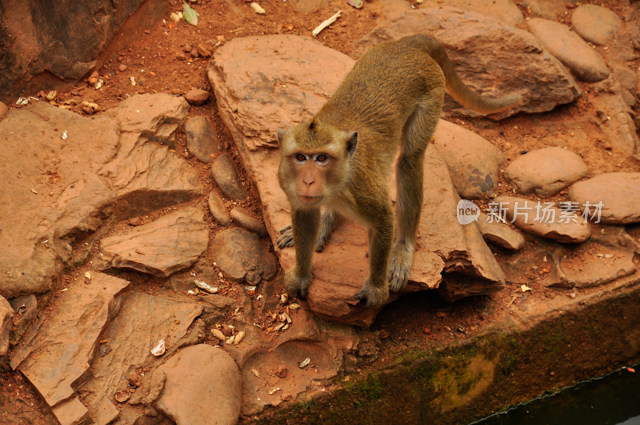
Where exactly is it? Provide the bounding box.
[276,34,522,307]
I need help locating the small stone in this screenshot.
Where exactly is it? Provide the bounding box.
[184,116,220,163]
[208,191,232,226]
[211,154,247,201]
[185,88,211,106]
[210,228,277,284]
[504,147,588,197]
[568,173,640,224]
[250,2,266,14]
[197,43,212,58]
[118,64,127,72]
[571,4,622,45]
[493,196,591,243]
[230,207,268,236]
[476,213,525,251]
[527,18,609,82]
[275,366,288,378]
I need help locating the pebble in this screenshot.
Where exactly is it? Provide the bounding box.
[118,64,127,72]
[184,88,211,106]
[230,207,268,236]
[571,4,622,45]
[207,191,232,226]
[211,154,248,201]
[568,172,640,224]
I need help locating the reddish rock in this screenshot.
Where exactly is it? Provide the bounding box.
[433,120,505,199]
[571,4,622,45]
[355,7,581,118]
[494,196,591,243]
[208,190,232,226]
[10,273,129,416]
[211,228,277,284]
[419,0,524,26]
[184,116,220,163]
[568,173,640,224]
[96,207,210,278]
[527,18,609,82]
[156,345,242,425]
[185,88,211,106]
[504,147,588,197]
[230,207,268,236]
[476,213,525,251]
[211,154,248,200]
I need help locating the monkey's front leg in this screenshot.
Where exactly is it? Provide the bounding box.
[355,208,394,307]
[284,207,321,299]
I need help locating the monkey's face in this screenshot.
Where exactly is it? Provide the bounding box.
[277,121,358,208]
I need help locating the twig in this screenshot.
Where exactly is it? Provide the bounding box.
[312,10,342,37]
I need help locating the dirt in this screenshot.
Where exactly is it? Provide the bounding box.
[1,0,639,424]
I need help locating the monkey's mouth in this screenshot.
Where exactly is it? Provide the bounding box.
[297,194,323,206]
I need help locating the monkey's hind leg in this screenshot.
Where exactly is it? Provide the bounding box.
[284,208,321,299]
[389,89,444,292]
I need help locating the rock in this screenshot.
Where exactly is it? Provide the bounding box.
[417,0,524,26]
[242,340,342,415]
[355,7,581,118]
[0,101,7,120]
[476,213,525,251]
[613,66,637,107]
[156,345,242,425]
[0,101,120,299]
[184,89,211,106]
[433,120,505,199]
[209,35,504,325]
[96,207,210,277]
[0,0,166,102]
[99,94,203,218]
[208,190,232,226]
[208,35,355,152]
[0,296,13,356]
[78,291,203,425]
[493,196,591,243]
[526,18,609,82]
[8,295,37,344]
[230,207,268,236]
[184,116,220,163]
[106,93,189,140]
[211,154,248,201]
[504,147,588,197]
[571,4,622,45]
[211,228,277,285]
[520,0,568,19]
[52,397,90,425]
[10,273,129,422]
[568,173,640,224]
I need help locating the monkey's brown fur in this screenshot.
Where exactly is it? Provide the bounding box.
[277,34,522,307]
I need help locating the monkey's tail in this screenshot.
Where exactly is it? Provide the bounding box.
[424,36,523,115]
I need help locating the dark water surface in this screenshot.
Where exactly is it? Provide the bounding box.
[471,365,640,425]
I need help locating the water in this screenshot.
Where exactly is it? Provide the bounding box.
[471,365,640,425]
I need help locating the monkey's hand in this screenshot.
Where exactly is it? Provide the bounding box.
[277,225,294,249]
[355,280,389,307]
[284,267,312,299]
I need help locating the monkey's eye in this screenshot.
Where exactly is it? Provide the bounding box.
[293,153,308,164]
[313,154,329,165]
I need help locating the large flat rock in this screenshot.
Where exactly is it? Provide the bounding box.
[95,207,210,277]
[10,273,129,423]
[354,7,581,118]
[208,35,505,326]
[568,173,640,224]
[78,290,203,425]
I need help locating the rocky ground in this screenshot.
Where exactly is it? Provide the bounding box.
[1,0,640,425]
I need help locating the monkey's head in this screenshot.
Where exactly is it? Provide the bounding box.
[277,119,358,208]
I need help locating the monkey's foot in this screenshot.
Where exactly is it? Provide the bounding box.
[277,225,294,249]
[388,242,414,292]
[355,281,389,307]
[284,268,312,299]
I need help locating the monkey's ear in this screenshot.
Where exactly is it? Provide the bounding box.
[345,131,358,157]
[277,128,286,145]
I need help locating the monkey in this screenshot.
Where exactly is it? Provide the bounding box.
[276,34,523,307]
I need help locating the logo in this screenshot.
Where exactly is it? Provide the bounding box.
[457,199,480,225]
